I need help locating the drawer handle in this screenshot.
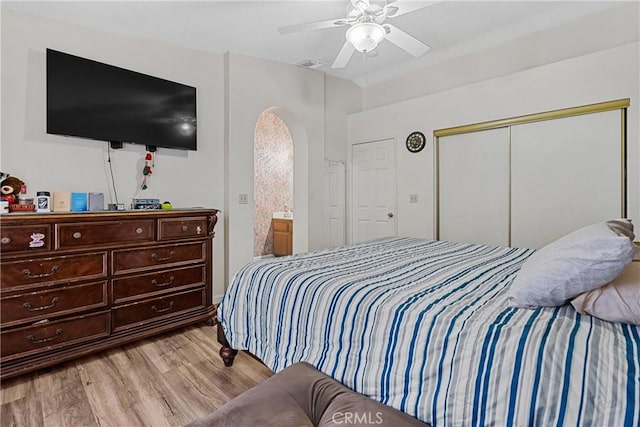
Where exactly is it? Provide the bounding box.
[23,297,60,312]
[1,236,11,244]
[181,225,188,232]
[26,328,63,344]
[73,232,82,239]
[151,301,175,313]
[151,276,175,288]
[135,227,143,234]
[23,265,59,279]
[151,251,176,262]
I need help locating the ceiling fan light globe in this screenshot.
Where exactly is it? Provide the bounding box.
[346,22,385,53]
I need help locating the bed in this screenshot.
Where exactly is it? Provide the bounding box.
[217,236,639,426]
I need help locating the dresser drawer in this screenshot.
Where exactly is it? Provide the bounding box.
[159,216,208,241]
[0,224,52,254]
[273,219,292,232]
[112,289,205,331]
[112,242,206,275]
[56,220,155,249]
[112,265,205,304]
[1,252,108,290]
[1,281,108,327]
[1,311,110,360]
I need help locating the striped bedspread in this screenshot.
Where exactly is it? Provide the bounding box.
[218,237,640,426]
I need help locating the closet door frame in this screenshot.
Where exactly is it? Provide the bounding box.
[433,98,629,244]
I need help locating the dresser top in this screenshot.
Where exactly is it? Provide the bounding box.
[1,208,219,222]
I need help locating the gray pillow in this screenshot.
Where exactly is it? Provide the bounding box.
[509,219,636,308]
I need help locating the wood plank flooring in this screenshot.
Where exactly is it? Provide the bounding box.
[0,324,273,427]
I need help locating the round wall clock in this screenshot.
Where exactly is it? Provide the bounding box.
[406,131,426,153]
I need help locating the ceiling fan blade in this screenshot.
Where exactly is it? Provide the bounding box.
[331,41,356,69]
[383,24,430,57]
[383,0,438,18]
[351,0,370,13]
[278,18,348,35]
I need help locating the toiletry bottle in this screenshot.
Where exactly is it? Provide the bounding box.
[36,191,51,213]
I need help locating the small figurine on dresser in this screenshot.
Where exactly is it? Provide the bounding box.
[0,174,34,212]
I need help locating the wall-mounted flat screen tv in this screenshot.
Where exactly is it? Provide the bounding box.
[46,48,197,150]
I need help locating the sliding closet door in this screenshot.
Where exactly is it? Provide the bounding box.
[511,110,622,249]
[438,127,510,246]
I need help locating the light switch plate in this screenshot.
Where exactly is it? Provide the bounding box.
[409,194,419,203]
[239,194,249,204]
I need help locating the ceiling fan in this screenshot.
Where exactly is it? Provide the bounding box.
[278,0,434,69]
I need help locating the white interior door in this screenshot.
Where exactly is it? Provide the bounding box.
[351,139,397,243]
[325,161,346,248]
[438,127,510,247]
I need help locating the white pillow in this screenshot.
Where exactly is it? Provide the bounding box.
[508,219,636,308]
[571,261,640,325]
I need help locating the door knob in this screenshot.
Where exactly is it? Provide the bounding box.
[387,212,394,218]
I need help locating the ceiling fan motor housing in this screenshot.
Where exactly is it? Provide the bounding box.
[279,0,432,69]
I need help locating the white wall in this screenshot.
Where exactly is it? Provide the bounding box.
[225,57,362,283]
[321,76,363,248]
[226,54,319,281]
[1,10,227,296]
[349,42,640,242]
[361,2,640,111]
[1,10,363,302]
[325,75,363,163]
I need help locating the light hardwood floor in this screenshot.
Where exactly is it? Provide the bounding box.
[1,324,273,427]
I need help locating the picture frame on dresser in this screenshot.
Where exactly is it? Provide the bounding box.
[0,208,219,380]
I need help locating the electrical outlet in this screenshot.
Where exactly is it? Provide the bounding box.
[239,194,249,205]
[409,194,419,203]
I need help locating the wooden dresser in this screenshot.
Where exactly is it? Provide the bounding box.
[0,208,218,379]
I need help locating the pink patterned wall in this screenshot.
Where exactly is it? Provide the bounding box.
[254,111,294,256]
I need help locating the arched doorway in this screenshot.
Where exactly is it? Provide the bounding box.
[253,110,294,257]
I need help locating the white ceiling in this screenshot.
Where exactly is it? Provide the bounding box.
[3,1,639,86]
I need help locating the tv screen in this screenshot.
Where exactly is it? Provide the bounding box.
[46,49,197,150]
